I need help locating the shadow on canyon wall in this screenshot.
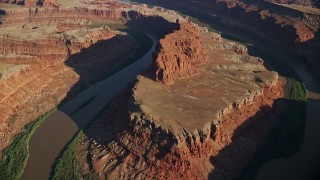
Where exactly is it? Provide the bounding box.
[49,15,179,176]
[46,2,317,178]
[131,0,320,95]
[58,14,179,106]
[208,98,308,180]
[59,34,129,105]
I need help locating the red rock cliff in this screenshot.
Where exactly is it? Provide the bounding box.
[0,0,58,7]
[154,22,207,85]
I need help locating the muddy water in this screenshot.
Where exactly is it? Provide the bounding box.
[22,35,156,180]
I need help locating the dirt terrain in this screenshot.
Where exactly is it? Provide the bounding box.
[132,0,320,68]
[0,0,312,179]
[79,20,284,179]
[0,0,152,155]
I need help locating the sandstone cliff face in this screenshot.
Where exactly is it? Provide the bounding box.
[87,81,283,179]
[0,0,58,7]
[0,26,115,60]
[134,0,320,67]
[0,25,116,153]
[154,22,207,85]
[84,22,284,179]
[0,6,123,27]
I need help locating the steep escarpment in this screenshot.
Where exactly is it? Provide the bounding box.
[0,5,125,27]
[0,26,115,60]
[0,0,58,7]
[86,81,283,179]
[154,22,207,85]
[0,0,188,155]
[82,22,284,179]
[132,0,320,67]
[0,25,118,153]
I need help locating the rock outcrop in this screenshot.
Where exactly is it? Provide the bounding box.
[0,0,151,154]
[0,26,115,60]
[154,22,207,85]
[0,4,124,27]
[83,22,284,179]
[0,25,117,152]
[132,0,320,68]
[0,0,58,7]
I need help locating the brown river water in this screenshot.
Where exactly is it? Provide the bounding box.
[21,35,157,180]
[21,9,320,179]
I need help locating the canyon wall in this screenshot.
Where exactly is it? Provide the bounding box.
[0,6,124,27]
[0,25,116,153]
[0,0,187,155]
[0,0,58,7]
[88,81,283,179]
[133,0,320,67]
[0,26,115,61]
[84,20,284,179]
[154,22,207,85]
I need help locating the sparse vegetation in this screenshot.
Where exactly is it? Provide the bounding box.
[237,78,307,180]
[0,108,56,180]
[51,30,153,179]
[51,131,84,180]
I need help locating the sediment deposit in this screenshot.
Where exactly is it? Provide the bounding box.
[83,20,284,179]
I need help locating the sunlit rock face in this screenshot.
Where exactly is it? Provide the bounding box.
[154,21,207,85]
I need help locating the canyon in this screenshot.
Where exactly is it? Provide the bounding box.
[0,0,317,179]
[0,0,143,156]
[80,20,284,179]
[133,0,320,69]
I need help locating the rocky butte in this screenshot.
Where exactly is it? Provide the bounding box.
[133,0,320,68]
[154,22,207,85]
[81,20,284,179]
[1,0,304,179]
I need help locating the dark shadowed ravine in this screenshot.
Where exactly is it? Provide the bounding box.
[21,35,156,180]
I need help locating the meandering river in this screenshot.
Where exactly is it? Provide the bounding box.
[22,35,157,180]
[21,5,320,179]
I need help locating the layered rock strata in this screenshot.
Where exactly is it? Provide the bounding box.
[0,26,115,61]
[0,25,117,153]
[84,23,284,179]
[0,3,125,27]
[0,0,58,7]
[154,22,207,85]
[0,0,150,154]
[133,0,320,68]
[0,0,187,155]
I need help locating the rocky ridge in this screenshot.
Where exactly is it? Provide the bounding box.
[84,21,284,179]
[0,0,58,7]
[133,0,320,68]
[0,0,153,154]
[0,25,116,152]
[154,22,207,85]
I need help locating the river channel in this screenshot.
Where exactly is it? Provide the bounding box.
[21,35,156,180]
[22,4,320,179]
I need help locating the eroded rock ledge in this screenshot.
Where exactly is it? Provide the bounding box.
[154,21,207,85]
[85,21,284,179]
[0,0,189,155]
